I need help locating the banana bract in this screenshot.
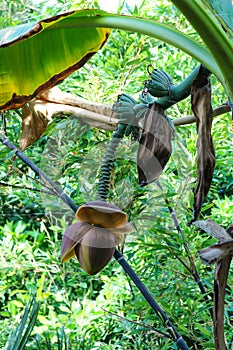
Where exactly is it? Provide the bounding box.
[61,201,133,275]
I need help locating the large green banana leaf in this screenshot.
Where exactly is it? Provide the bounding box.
[0,10,110,110]
[1,3,233,111]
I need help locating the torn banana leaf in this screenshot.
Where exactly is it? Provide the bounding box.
[137,103,174,186]
[190,67,216,222]
[0,10,110,110]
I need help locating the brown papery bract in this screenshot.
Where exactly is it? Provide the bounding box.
[190,66,216,222]
[137,103,173,186]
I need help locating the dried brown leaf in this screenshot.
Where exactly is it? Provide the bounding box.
[190,68,216,222]
[199,240,233,264]
[213,256,231,350]
[137,103,173,186]
[213,224,233,350]
[20,100,50,150]
[197,221,233,350]
[40,86,112,116]
[194,219,232,242]
[20,92,117,149]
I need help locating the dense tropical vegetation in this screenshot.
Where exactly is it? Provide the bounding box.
[0,0,232,349]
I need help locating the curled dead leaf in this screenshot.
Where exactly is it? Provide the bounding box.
[198,241,233,264]
[190,66,216,222]
[194,219,232,243]
[195,220,233,349]
[20,100,50,150]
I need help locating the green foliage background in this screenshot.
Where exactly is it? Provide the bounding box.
[0,0,232,349]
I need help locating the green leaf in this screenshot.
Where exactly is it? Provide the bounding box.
[0,9,110,110]
[6,295,39,350]
[170,0,233,99]
[58,11,224,90]
[208,0,233,31]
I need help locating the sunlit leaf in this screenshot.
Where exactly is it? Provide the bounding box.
[0,9,110,110]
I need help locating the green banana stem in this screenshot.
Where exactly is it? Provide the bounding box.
[170,0,233,100]
[97,124,127,201]
[98,65,211,201]
[156,65,211,109]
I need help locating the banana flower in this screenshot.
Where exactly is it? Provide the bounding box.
[61,201,133,275]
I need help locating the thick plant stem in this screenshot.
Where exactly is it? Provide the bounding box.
[156,65,211,109]
[97,124,127,201]
[170,0,233,101]
[1,135,191,350]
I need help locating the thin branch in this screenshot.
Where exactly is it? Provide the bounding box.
[157,181,213,320]
[0,181,53,195]
[174,103,230,127]
[101,307,173,339]
[114,250,190,350]
[0,134,78,213]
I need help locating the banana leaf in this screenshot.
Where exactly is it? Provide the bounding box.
[1,3,233,111]
[0,9,110,110]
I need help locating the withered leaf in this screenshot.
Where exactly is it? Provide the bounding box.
[194,219,232,243]
[190,68,216,222]
[137,103,173,186]
[197,221,233,350]
[199,240,233,264]
[20,100,50,150]
[213,223,233,350]
[196,220,233,264]
[213,257,231,350]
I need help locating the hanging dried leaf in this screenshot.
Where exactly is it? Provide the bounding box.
[194,219,232,242]
[214,257,231,350]
[199,240,233,264]
[196,220,233,350]
[213,223,233,350]
[137,103,174,186]
[20,100,51,150]
[190,68,216,222]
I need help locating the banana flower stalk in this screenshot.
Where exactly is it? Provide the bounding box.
[61,201,133,275]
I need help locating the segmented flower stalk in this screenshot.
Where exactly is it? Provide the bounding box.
[97,94,137,201]
[97,123,127,201]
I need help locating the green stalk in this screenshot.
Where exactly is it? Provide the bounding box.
[155,65,211,109]
[170,0,233,100]
[97,124,127,201]
[60,14,223,83]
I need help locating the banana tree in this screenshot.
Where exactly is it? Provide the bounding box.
[0,1,232,349]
